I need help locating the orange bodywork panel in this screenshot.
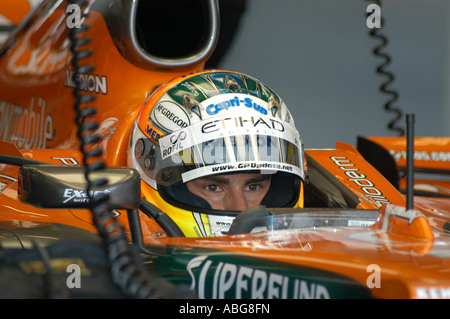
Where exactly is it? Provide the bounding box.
[0,1,450,299]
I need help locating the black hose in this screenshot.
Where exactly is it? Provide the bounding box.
[67,0,194,299]
[0,155,45,166]
[139,198,185,237]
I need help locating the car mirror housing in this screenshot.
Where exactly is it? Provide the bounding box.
[18,165,141,210]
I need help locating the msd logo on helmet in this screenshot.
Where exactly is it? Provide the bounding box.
[205,94,268,116]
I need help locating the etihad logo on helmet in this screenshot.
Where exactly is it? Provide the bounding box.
[201,115,285,134]
[205,94,268,116]
[159,113,300,161]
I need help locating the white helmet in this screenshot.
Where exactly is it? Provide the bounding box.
[128,70,306,237]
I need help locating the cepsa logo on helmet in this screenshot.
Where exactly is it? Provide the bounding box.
[204,93,268,116]
[150,99,191,133]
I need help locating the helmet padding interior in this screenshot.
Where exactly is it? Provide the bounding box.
[157,171,301,213]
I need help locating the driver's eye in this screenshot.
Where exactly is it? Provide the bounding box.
[247,184,260,191]
[205,185,219,192]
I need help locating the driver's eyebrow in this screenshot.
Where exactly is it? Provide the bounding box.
[200,176,230,184]
[243,175,271,185]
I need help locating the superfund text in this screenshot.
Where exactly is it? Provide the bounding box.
[188,257,330,299]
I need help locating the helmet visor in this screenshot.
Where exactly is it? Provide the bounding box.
[154,113,305,185]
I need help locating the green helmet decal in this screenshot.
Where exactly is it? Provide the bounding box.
[166,72,284,120]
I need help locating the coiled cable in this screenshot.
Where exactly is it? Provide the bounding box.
[67,0,193,299]
[366,0,404,136]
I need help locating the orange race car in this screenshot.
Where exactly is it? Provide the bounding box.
[0,0,449,300]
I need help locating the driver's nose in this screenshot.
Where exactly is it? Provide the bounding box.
[224,189,250,211]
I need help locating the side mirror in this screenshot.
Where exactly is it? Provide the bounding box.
[18,165,140,210]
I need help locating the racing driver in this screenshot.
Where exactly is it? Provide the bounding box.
[128,70,306,237]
